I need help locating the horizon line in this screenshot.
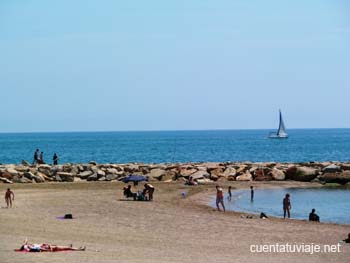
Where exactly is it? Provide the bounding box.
[1,127,350,134]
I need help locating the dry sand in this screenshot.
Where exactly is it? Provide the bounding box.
[0,181,349,263]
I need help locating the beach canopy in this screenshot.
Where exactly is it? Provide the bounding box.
[122,175,148,184]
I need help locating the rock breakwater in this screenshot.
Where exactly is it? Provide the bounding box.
[1,161,350,185]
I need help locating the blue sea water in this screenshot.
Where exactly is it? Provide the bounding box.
[1,129,350,164]
[214,187,350,224]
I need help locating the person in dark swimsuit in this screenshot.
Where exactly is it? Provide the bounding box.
[228,186,232,201]
[53,153,59,165]
[123,185,136,200]
[250,186,254,202]
[283,193,291,219]
[309,208,320,222]
[33,149,39,164]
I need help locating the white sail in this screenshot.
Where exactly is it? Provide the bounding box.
[277,110,288,137]
[269,110,288,139]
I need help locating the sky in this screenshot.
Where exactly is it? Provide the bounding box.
[0,0,349,132]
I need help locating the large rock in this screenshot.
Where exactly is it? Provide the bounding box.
[149,168,166,180]
[340,163,350,171]
[97,170,106,178]
[286,166,318,181]
[36,172,50,181]
[236,171,252,181]
[319,172,350,185]
[106,174,119,181]
[21,160,31,166]
[62,165,73,173]
[106,168,119,174]
[19,176,32,183]
[210,168,224,177]
[270,168,285,181]
[15,166,29,173]
[0,177,13,183]
[196,178,213,184]
[56,172,74,182]
[0,171,13,180]
[159,171,176,181]
[24,172,35,180]
[33,173,45,183]
[323,164,341,173]
[87,173,98,181]
[253,169,272,181]
[210,174,219,181]
[203,162,222,171]
[124,164,140,173]
[223,167,236,177]
[191,170,210,180]
[38,165,53,176]
[179,168,197,178]
[236,165,248,174]
[78,171,93,179]
[6,168,19,176]
[70,165,80,174]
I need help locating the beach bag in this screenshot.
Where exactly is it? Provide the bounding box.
[64,214,73,219]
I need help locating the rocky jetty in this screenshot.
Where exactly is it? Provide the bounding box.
[1,161,350,185]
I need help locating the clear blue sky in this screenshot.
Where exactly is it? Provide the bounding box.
[1,0,349,132]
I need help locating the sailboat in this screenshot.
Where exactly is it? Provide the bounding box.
[269,110,288,139]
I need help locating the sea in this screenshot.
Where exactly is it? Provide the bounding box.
[1,128,350,164]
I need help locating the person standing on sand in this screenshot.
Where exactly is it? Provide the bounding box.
[33,149,39,164]
[250,186,254,202]
[216,185,225,212]
[283,193,291,219]
[5,188,14,208]
[228,186,232,201]
[143,183,155,201]
[53,153,59,165]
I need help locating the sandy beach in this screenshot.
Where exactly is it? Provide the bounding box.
[0,181,349,263]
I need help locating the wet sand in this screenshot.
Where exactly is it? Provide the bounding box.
[0,181,349,263]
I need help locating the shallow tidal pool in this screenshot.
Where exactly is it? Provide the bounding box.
[211,187,350,224]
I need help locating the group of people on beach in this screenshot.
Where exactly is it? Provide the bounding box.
[5,183,350,254]
[33,149,59,165]
[123,183,155,201]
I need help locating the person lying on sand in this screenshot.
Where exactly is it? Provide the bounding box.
[18,239,85,252]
